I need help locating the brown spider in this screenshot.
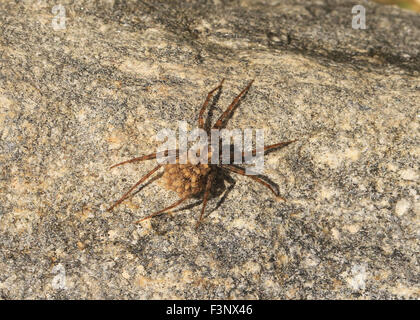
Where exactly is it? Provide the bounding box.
[107,79,296,228]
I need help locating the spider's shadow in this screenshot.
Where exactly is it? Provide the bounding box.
[203,86,221,132]
[172,164,280,222]
[203,83,252,132]
[225,163,280,194]
[130,172,163,197]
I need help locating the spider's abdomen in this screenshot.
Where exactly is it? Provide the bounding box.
[162,163,211,197]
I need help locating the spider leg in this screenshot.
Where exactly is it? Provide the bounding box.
[222,164,286,201]
[107,165,162,211]
[195,170,216,229]
[213,79,254,129]
[237,139,298,161]
[133,195,191,224]
[110,149,179,169]
[199,79,225,130]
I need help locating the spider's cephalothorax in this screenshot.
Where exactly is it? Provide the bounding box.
[107,79,296,228]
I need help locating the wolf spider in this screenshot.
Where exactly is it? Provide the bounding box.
[107,79,296,228]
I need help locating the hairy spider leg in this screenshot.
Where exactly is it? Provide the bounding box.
[213,79,254,129]
[199,78,225,130]
[133,194,191,224]
[195,169,216,229]
[107,165,162,211]
[236,139,298,160]
[222,164,286,202]
[109,149,179,169]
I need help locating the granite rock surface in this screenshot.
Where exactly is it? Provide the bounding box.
[0,0,419,299]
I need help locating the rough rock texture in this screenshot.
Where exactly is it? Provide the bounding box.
[0,0,419,299]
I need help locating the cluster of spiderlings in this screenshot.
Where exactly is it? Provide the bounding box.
[162,163,211,197]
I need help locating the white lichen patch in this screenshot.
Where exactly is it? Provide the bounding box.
[51,264,67,290]
[395,199,411,216]
[347,264,368,291]
[230,217,256,232]
[314,147,362,169]
[331,228,340,240]
[390,285,420,299]
[399,168,418,181]
[118,58,159,78]
[344,224,361,234]
[319,184,338,201]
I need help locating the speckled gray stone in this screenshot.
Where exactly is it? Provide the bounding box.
[0,0,419,299]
